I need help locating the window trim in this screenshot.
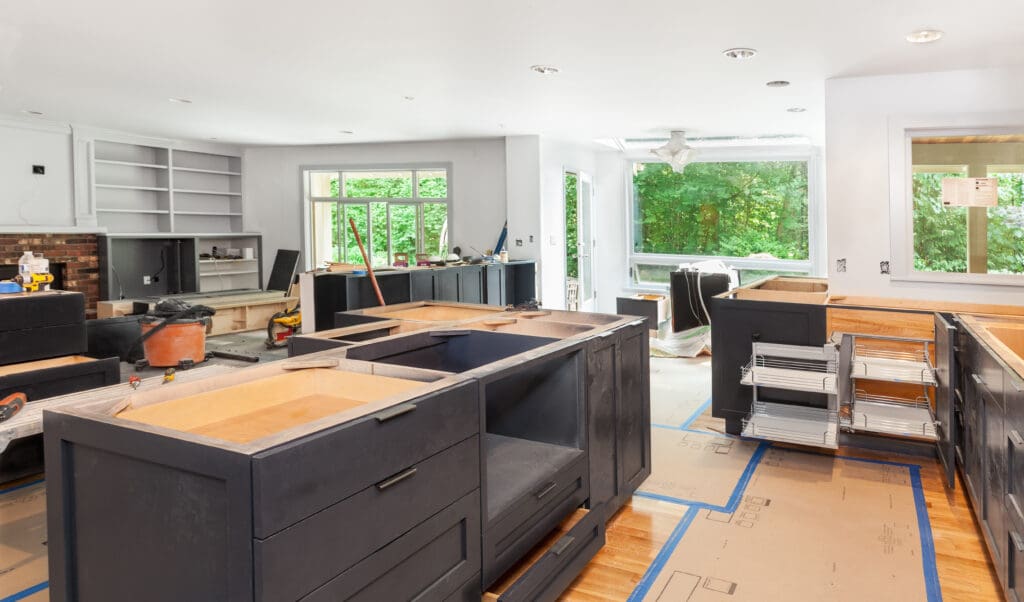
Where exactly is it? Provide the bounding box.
[888,114,1024,286]
[300,162,453,270]
[624,145,823,289]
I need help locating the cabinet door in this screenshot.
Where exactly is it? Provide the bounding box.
[484,265,505,307]
[1010,517,1024,602]
[935,313,958,489]
[436,269,460,301]
[459,266,483,304]
[985,386,1007,565]
[1006,375,1024,530]
[617,324,651,498]
[586,334,620,515]
[410,270,435,301]
[964,371,986,511]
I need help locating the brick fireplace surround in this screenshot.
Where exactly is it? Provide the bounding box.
[0,233,100,318]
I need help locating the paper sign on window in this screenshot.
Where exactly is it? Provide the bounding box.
[941,177,998,207]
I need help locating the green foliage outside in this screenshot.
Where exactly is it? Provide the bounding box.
[913,172,1024,274]
[565,173,578,279]
[633,162,809,260]
[324,175,448,266]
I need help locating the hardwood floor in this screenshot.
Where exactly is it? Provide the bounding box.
[562,412,1004,601]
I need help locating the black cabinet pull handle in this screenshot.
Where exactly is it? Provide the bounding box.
[971,373,983,385]
[1012,531,1024,553]
[534,481,557,499]
[551,535,576,556]
[1011,430,1024,447]
[375,404,417,422]
[377,467,417,490]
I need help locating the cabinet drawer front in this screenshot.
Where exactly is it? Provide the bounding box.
[1009,428,1024,526]
[1010,516,1024,602]
[486,507,605,602]
[256,436,480,601]
[971,338,1005,406]
[253,381,478,537]
[483,456,589,586]
[301,491,481,602]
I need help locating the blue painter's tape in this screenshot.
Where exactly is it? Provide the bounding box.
[1,581,48,602]
[910,466,943,602]
[679,397,712,430]
[0,478,44,497]
[627,506,700,602]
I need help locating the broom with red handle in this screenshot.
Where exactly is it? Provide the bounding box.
[349,217,385,306]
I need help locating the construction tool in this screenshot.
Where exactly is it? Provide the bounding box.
[211,350,260,363]
[0,392,27,423]
[265,304,301,349]
[13,272,54,293]
[494,220,508,256]
[162,368,176,384]
[128,375,142,389]
[349,217,385,306]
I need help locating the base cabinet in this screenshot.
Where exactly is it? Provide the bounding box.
[585,320,652,519]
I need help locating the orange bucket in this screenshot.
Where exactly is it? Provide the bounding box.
[140,320,207,368]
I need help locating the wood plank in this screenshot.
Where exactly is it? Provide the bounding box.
[827,307,936,340]
[0,355,95,378]
[827,294,1024,318]
[733,288,828,304]
[116,369,424,440]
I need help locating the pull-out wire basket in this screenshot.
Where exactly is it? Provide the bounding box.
[740,342,839,394]
[742,401,839,449]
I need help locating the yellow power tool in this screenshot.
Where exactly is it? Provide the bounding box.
[14,272,55,292]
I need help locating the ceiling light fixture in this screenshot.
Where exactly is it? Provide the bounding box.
[766,80,790,88]
[168,97,193,104]
[906,29,943,44]
[651,131,697,173]
[21,109,43,116]
[530,65,560,75]
[338,130,354,135]
[402,95,415,101]
[722,47,757,60]
[786,107,807,113]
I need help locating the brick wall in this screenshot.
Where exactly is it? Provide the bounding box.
[0,234,100,318]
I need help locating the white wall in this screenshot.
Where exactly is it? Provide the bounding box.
[504,136,542,263]
[537,139,627,311]
[243,138,507,276]
[0,120,75,227]
[826,66,1024,304]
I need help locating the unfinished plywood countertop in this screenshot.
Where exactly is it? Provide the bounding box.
[117,368,426,443]
[959,314,1024,378]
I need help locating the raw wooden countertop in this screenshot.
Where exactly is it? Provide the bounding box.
[959,314,1024,379]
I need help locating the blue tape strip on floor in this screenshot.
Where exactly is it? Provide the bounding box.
[626,506,700,602]
[634,440,770,513]
[0,478,44,497]
[678,397,711,430]
[910,466,943,602]
[1,581,48,602]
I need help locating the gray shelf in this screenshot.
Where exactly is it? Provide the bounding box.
[484,433,584,520]
[742,401,839,449]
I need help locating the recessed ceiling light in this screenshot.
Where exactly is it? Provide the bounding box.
[906,29,943,44]
[403,95,415,101]
[786,107,807,113]
[168,97,193,104]
[21,109,43,116]
[207,137,219,140]
[530,65,560,75]
[766,80,790,88]
[338,130,354,135]
[722,47,757,60]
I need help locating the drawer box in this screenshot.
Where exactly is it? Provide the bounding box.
[301,491,482,602]
[485,507,606,602]
[255,436,480,601]
[0,291,86,366]
[482,453,588,586]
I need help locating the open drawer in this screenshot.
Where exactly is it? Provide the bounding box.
[484,507,605,602]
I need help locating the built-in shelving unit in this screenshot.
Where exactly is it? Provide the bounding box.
[91,141,243,235]
[194,234,262,292]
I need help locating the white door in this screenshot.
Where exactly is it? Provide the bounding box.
[565,171,596,312]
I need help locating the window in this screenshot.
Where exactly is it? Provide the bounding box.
[629,156,815,287]
[307,167,449,268]
[902,133,1024,281]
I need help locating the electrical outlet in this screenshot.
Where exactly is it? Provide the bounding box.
[32,165,45,175]
[879,261,890,275]
[143,275,151,285]
[836,258,847,273]
[515,239,523,247]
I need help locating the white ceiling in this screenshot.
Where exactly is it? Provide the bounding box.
[1,0,1022,146]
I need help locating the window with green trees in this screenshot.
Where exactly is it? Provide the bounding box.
[308,168,449,268]
[630,160,811,284]
[912,165,1024,274]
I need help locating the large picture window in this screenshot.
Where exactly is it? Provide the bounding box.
[307,167,449,268]
[629,156,814,286]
